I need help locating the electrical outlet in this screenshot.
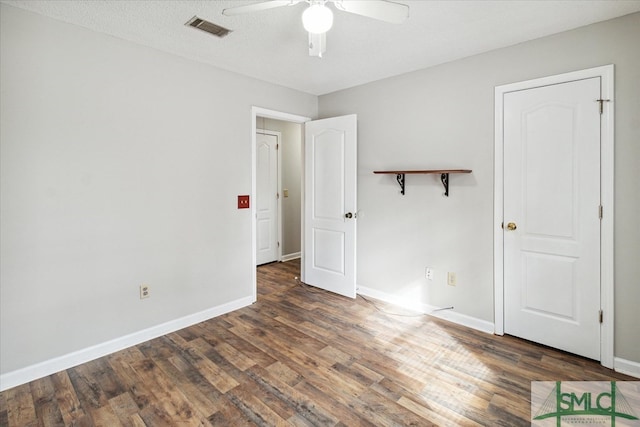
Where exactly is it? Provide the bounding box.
[447,272,457,286]
[140,284,150,299]
[425,267,434,281]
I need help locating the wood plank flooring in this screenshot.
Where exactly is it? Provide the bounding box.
[0,259,634,426]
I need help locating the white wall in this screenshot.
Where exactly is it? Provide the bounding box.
[258,118,302,258]
[0,4,316,376]
[319,12,640,363]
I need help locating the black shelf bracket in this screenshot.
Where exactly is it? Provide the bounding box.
[396,173,406,195]
[395,172,450,196]
[441,173,449,197]
[374,169,471,196]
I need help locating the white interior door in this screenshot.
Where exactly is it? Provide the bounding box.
[303,114,357,298]
[503,77,601,360]
[256,131,279,265]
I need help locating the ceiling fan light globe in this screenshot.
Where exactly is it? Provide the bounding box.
[302,4,333,34]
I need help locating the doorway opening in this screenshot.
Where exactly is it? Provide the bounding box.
[256,122,303,265]
[251,107,310,302]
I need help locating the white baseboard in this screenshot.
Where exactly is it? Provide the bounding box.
[5,288,634,391]
[0,296,254,392]
[615,357,640,379]
[356,286,495,335]
[281,252,301,262]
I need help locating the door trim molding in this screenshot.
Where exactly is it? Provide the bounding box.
[251,107,311,302]
[256,129,283,264]
[493,65,614,368]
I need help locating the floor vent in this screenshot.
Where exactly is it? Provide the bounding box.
[185,16,232,38]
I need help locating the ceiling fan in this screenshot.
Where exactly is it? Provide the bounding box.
[222,0,409,58]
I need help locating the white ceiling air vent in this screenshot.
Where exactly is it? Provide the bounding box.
[185,16,232,38]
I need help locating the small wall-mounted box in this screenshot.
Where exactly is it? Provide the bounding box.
[237,195,250,209]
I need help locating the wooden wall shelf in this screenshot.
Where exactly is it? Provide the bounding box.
[373,169,472,196]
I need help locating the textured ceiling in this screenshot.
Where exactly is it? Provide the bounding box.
[3,0,640,95]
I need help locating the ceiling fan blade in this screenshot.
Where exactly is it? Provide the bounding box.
[333,0,409,24]
[222,1,302,17]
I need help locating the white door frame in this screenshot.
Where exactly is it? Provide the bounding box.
[256,129,283,265]
[252,107,311,302]
[494,65,614,368]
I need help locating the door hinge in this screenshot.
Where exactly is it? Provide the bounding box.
[277,193,280,199]
[277,241,280,248]
[276,143,279,150]
[596,99,611,114]
[599,309,603,324]
[599,205,603,219]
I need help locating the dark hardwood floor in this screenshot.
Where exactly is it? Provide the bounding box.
[0,259,634,426]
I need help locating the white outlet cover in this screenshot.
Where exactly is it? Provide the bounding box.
[140,285,150,299]
[426,268,434,280]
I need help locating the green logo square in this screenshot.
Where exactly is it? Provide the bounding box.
[531,381,640,426]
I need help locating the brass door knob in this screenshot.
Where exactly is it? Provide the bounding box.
[506,222,517,231]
